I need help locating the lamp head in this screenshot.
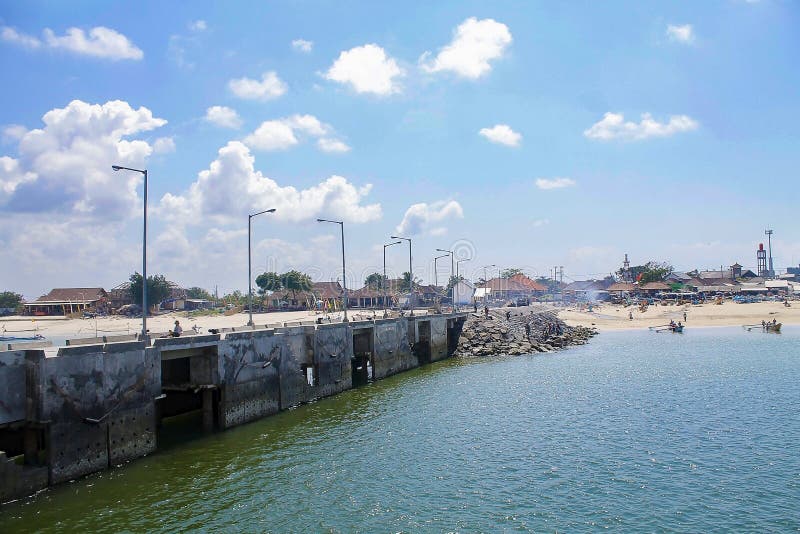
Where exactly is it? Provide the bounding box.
[111,165,122,171]
[267,208,276,213]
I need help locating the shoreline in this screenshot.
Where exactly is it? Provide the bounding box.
[557,300,799,332]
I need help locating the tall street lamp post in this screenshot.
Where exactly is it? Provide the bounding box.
[111,165,148,341]
[436,248,453,301]
[391,235,413,315]
[248,208,277,326]
[482,264,496,306]
[318,219,348,322]
[383,241,402,315]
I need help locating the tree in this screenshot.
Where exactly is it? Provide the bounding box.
[365,272,386,289]
[281,270,313,300]
[628,261,673,284]
[255,272,282,295]
[500,268,524,279]
[398,271,420,292]
[0,291,23,309]
[128,273,171,314]
[535,277,560,292]
[222,290,246,306]
[186,287,213,300]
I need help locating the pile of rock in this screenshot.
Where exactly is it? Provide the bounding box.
[455,307,596,358]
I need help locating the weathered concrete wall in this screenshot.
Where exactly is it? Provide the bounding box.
[313,323,352,398]
[373,319,416,378]
[217,329,281,429]
[0,451,48,504]
[0,351,26,425]
[276,327,316,409]
[429,316,449,362]
[43,342,159,484]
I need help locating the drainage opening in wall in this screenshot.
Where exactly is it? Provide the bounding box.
[157,348,220,448]
[413,321,432,364]
[352,329,374,386]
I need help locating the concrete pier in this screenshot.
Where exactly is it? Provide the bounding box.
[0,313,466,502]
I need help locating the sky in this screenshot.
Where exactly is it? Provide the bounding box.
[1,0,799,298]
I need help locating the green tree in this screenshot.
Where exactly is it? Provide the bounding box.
[398,271,420,292]
[128,273,171,314]
[633,261,673,284]
[0,291,23,309]
[223,290,246,306]
[186,287,213,300]
[500,268,524,279]
[255,272,282,295]
[281,270,313,300]
[365,272,386,289]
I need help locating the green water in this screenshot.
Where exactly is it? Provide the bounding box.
[3,327,800,532]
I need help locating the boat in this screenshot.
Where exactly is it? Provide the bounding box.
[0,334,45,342]
[764,322,782,333]
[671,325,684,333]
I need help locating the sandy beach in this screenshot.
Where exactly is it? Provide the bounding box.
[558,300,799,331]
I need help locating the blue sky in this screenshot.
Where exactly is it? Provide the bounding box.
[1,1,798,298]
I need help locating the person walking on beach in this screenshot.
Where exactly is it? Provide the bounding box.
[629,311,633,320]
[683,311,687,322]
[484,306,489,318]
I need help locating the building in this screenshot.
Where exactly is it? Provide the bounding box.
[311,281,343,310]
[24,288,109,316]
[477,274,546,302]
[453,280,475,306]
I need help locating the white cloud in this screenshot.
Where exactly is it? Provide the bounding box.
[243,114,347,153]
[0,99,166,215]
[153,137,176,154]
[158,141,381,226]
[420,17,512,79]
[532,218,550,227]
[396,200,464,236]
[479,124,521,147]
[1,26,42,48]
[45,27,143,60]
[2,25,143,60]
[324,44,404,95]
[204,106,243,129]
[666,24,694,44]
[583,112,699,141]
[292,38,313,53]
[317,138,351,153]
[535,178,576,190]
[189,20,207,32]
[229,71,288,101]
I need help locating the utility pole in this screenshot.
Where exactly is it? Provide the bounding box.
[765,229,774,278]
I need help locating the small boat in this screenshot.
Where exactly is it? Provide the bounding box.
[0,334,45,342]
[764,322,782,333]
[671,325,684,333]
[652,324,684,333]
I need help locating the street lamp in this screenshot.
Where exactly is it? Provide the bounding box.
[318,219,348,322]
[112,165,148,341]
[436,248,454,300]
[383,241,402,316]
[248,208,277,326]
[391,235,413,315]
[482,264,496,305]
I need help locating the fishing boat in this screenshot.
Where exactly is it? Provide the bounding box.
[650,323,684,333]
[743,322,782,333]
[0,334,45,342]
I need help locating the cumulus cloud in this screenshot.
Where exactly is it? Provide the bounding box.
[1,25,143,60]
[317,138,351,153]
[420,17,512,79]
[153,137,176,154]
[535,178,576,190]
[229,71,287,101]
[395,200,464,236]
[189,20,207,32]
[666,24,694,44]
[158,141,381,226]
[204,106,242,129]
[292,38,313,53]
[243,114,348,153]
[324,44,404,95]
[0,99,166,216]
[478,124,521,147]
[583,112,699,141]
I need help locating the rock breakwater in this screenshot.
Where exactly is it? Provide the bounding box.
[455,307,597,357]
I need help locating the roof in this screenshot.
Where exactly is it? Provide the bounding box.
[640,282,671,290]
[607,282,635,292]
[348,286,384,299]
[312,281,342,299]
[564,280,606,292]
[480,276,545,292]
[765,280,789,289]
[34,288,107,303]
[507,274,547,291]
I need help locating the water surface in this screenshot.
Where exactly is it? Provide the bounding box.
[4,327,799,531]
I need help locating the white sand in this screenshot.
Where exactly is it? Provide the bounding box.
[558,300,799,331]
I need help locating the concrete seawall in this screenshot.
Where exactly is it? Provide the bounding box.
[0,313,466,502]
